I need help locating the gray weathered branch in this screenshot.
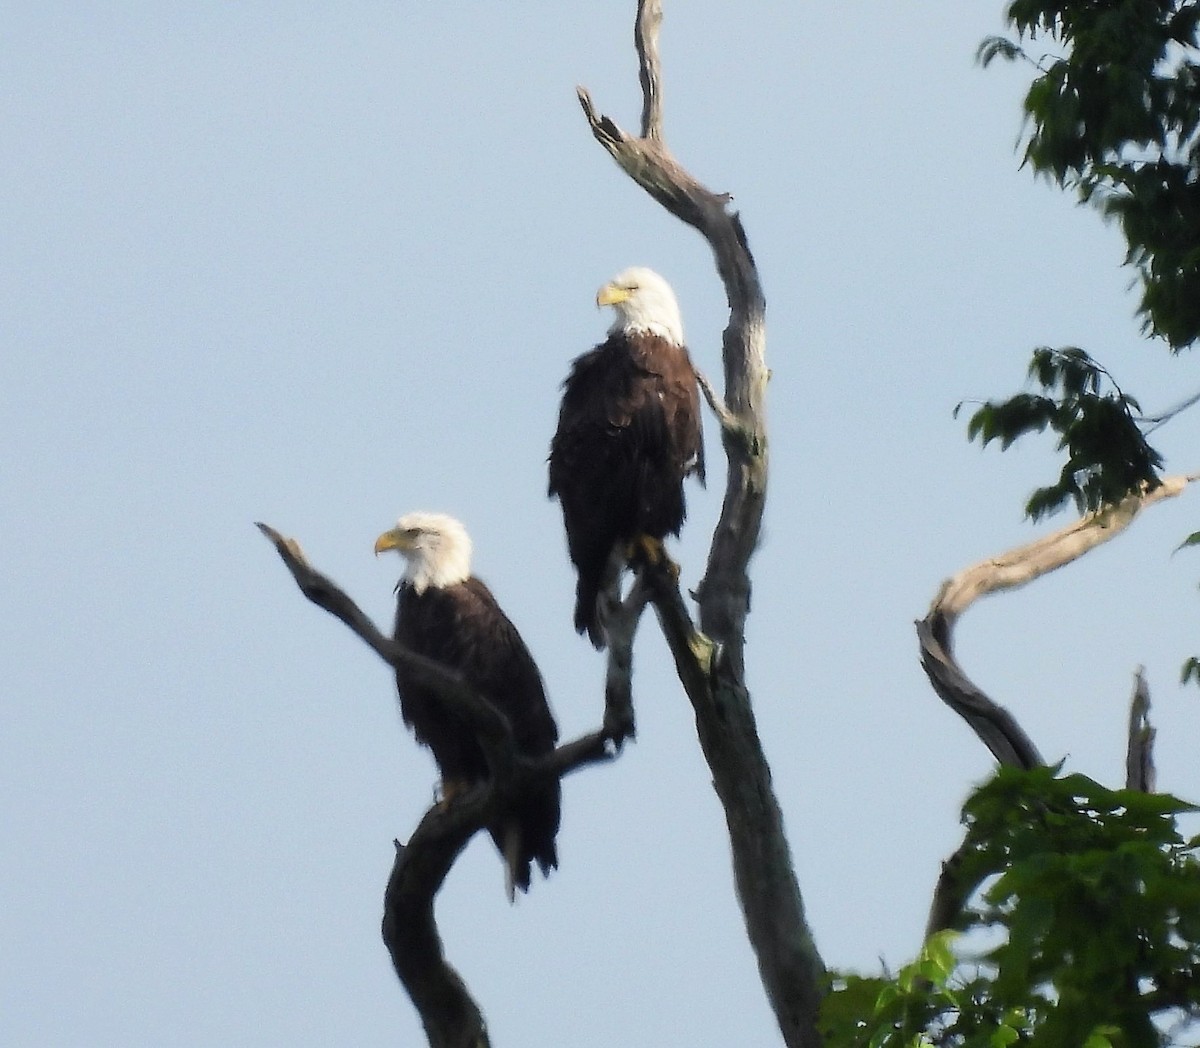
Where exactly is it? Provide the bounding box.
[258,523,613,1048]
[603,575,652,745]
[919,476,1192,938]
[579,8,823,1048]
[918,476,1193,765]
[635,0,664,139]
[924,837,974,942]
[1125,667,1156,793]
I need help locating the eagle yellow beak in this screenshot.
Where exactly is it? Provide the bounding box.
[596,282,630,308]
[374,527,410,556]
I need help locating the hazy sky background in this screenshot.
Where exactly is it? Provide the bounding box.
[4,3,1199,1045]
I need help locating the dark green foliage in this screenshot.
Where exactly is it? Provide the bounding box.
[962,347,1163,519]
[979,1,1200,679]
[823,768,1200,1048]
[981,1,1200,350]
[1175,530,1200,551]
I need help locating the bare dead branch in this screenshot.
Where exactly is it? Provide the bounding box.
[929,476,1194,629]
[384,804,491,1048]
[578,13,819,1042]
[603,576,652,745]
[927,665,1161,941]
[919,479,1192,937]
[917,616,1045,770]
[1139,387,1200,435]
[380,734,614,1048]
[256,521,398,667]
[917,476,1194,765]
[259,523,616,1046]
[635,556,717,693]
[1125,667,1156,793]
[636,0,664,139]
[695,365,749,450]
[924,839,974,941]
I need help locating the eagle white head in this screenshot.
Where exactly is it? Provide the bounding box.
[374,511,472,593]
[597,267,685,346]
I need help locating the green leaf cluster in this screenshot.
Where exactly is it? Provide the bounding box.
[963,347,1162,519]
[982,1,1200,351]
[823,767,1200,1048]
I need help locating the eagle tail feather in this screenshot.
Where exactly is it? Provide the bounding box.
[574,577,606,650]
[503,823,526,904]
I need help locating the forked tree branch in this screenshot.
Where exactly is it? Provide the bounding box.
[919,475,1193,938]
[579,8,823,1048]
[257,523,613,1048]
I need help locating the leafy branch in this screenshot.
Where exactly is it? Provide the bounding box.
[980,1,1200,350]
[959,346,1163,520]
[824,768,1200,1048]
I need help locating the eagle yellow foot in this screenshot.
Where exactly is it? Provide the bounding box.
[627,534,680,580]
[436,778,472,810]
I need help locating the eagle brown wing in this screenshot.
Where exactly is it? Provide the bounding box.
[548,331,704,646]
[394,577,560,891]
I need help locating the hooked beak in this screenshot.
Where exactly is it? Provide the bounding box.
[596,282,630,308]
[374,527,409,557]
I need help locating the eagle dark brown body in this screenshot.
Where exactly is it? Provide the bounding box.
[393,576,561,895]
[549,327,704,647]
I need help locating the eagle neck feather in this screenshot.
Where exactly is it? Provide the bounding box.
[403,559,470,595]
[611,319,684,346]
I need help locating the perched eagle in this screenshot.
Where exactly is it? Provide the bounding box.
[374,512,561,900]
[549,267,705,648]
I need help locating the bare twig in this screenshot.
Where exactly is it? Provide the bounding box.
[695,365,748,449]
[578,10,823,1047]
[255,522,483,718]
[636,0,664,139]
[1139,387,1200,435]
[1125,667,1156,793]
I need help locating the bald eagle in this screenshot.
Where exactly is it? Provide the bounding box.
[374,512,560,900]
[549,267,705,648]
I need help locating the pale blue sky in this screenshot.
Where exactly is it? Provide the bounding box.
[4,3,1199,1046]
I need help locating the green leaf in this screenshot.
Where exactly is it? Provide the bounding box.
[1174,530,1200,553]
[969,345,1163,521]
[1181,656,1200,686]
[921,929,958,985]
[984,1,1200,350]
[1082,1025,1121,1048]
[977,35,1025,67]
[990,1024,1020,1048]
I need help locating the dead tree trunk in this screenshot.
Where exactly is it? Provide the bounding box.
[579,3,824,1045]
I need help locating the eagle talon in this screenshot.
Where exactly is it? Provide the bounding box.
[602,705,637,748]
[436,778,472,810]
[628,534,680,580]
